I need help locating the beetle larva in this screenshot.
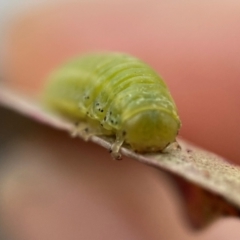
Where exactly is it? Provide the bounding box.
[43,52,181,159]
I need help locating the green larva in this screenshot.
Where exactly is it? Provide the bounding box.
[43,52,181,159]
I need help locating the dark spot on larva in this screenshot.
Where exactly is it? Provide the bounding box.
[122,131,126,136]
[101,109,104,112]
[86,111,89,115]
[96,103,99,106]
[84,128,89,132]
[100,123,103,127]
[111,120,114,124]
[110,112,112,115]
[104,116,106,121]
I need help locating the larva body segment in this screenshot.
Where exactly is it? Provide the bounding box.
[43,52,181,158]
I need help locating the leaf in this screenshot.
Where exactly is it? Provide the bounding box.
[0,85,240,228]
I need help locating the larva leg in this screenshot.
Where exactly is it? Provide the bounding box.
[71,122,94,141]
[172,140,181,150]
[109,137,124,160]
[164,140,181,152]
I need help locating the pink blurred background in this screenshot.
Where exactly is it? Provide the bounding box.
[1,0,240,239]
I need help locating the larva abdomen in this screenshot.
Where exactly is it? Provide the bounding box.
[43,52,181,159]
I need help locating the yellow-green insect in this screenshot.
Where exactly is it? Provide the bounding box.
[43,52,181,159]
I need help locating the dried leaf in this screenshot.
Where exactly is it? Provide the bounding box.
[0,85,240,228]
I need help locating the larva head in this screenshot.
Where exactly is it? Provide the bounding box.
[122,110,180,152]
